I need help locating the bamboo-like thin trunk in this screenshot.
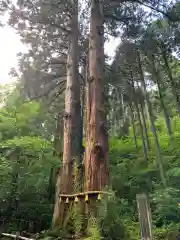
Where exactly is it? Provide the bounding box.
[84,0,108,192]
[137,51,167,187]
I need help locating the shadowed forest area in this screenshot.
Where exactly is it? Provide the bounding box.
[0,0,180,239]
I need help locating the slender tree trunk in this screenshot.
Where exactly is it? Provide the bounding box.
[52,0,81,227]
[139,102,151,150]
[136,82,150,150]
[161,47,180,113]
[137,51,167,187]
[77,64,86,193]
[80,67,85,159]
[84,0,108,192]
[121,92,126,123]
[129,104,138,150]
[48,113,63,201]
[151,56,173,143]
[130,75,148,161]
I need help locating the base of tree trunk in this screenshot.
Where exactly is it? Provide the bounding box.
[85,199,101,239]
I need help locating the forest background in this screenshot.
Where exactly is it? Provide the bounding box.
[0,0,180,239]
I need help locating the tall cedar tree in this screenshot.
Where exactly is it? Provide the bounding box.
[84,0,109,192]
[52,0,81,227]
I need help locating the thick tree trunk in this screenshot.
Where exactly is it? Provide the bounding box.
[52,1,81,227]
[137,51,167,187]
[84,0,108,192]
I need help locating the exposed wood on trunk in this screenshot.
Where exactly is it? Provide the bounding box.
[52,0,81,227]
[84,0,108,192]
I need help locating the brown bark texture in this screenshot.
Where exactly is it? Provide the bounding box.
[84,0,109,192]
[52,1,81,227]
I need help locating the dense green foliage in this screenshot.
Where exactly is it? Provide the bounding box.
[0,0,180,239]
[0,84,180,239]
[0,88,59,233]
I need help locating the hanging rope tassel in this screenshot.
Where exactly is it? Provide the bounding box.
[74,196,79,203]
[97,193,102,201]
[85,194,89,202]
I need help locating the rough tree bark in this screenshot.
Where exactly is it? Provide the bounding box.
[52,0,81,227]
[84,0,109,192]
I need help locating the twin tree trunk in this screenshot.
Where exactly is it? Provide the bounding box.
[52,1,81,226]
[53,0,109,228]
[84,0,108,191]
